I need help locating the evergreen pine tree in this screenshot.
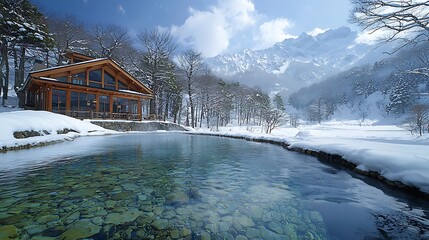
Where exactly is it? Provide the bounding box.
[386,77,415,114]
[0,0,53,105]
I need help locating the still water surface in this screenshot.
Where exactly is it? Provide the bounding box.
[0,133,429,239]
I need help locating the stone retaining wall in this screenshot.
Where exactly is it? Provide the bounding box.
[90,121,188,132]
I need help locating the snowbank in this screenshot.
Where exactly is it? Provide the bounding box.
[0,110,116,150]
[194,123,429,194]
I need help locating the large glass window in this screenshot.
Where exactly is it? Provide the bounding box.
[113,97,124,113]
[52,89,66,113]
[70,92,95,112]
[89,70,102,82]
[72,72,86,85]
[71,92,79,111]
[89,69,102,88]
[104,72,116,90]
[128,99,138,114]
[118,80,128,90]
[79,93,96,111]
[56,76,68,83]
[99,95,110,113]
[113,97,138,114]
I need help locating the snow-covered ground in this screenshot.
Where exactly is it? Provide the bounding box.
[1,108,429,195]
[0,109,116,150]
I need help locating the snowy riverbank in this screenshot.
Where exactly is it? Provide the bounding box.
[0,110,116,151]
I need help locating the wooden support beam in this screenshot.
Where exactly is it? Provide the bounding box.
[95,93,100,112]
[109,95,114,119]
[101,67,105,88]
[85,68,90,86]
[46,84,52,111]
[138,98,142,121]
[66,89,71,111]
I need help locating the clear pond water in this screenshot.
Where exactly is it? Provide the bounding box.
[0,133,429,239]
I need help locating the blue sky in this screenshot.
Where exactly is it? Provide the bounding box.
[32,0,352,57]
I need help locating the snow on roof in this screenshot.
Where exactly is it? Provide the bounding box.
[38,77,58,82]
[119,89,152,96]
[29,58,108,74]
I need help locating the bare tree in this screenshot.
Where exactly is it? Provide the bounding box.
[177,49,205,128]
[264,108,286,134]
[90,24,131,58]
[350,0,429,49]
[408,104,429,136]
[307,97,329,123]
[47,14,89,65]
[137,29,176,116]
[289,114,300,128]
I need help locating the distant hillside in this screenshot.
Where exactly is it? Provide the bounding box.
[288,44,429,122]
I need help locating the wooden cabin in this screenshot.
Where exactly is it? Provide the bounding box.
[21,51,152,121]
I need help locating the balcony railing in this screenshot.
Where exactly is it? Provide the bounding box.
[53,110,141,121]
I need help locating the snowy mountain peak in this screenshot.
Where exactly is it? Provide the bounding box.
[315,26,353,41]
[206,26,378,93]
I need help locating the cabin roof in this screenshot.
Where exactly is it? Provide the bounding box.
[23,57,152,95]
[63,51,95,62]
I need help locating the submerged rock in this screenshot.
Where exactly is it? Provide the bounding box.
[235,235,248,240]
[105,209,142,225]
[0,225,18,239]
[165,192,189,206]
[111,191,133,201]
[60,219,101,240]
[236,215,255,228]
[245,228,260,238]
[181,228,191,237]
[170,229,180,239]
[37,215,59,224]
[268,221,284,234]
[151,219,169,230]
[68,188,96,198]
[0,214,25,225]
[259,226,283,240]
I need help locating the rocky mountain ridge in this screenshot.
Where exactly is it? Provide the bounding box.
[206,27,384,94]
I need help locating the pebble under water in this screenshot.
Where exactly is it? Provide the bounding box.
[0,133,429,239]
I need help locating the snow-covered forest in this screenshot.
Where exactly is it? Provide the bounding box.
[1,0,429,135]
[289,45,429,132]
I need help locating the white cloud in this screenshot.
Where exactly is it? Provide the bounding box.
[215,0,255,31]
[355,29,389,45]
[254,18,296,50]
[170,0,256,57]
[118,4,126,14]
[307,28,329,37]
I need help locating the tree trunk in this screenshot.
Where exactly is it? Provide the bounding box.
[46,50,50,68]
[13,48,19,91]
[3,50,9,106]
[157,91,163,118]
[0,40,6,98]
[149,81,158,115]
[164,94,170,121]
[185,100,190,126]
[188,80,194,128]
[199,101,204,128]
[17,47,26,90]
